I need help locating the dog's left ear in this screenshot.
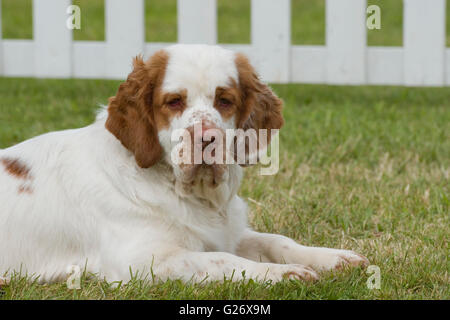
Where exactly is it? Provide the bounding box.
[234,53,284,159]
[235,53,284,143]
[106,51,168,168]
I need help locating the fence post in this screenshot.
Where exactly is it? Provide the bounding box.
[403,0,446,86]
[251,0,290,83]
[326,0,367,84]
[177,0,217,44]
[105,0,145,79]
[33,0,72,78]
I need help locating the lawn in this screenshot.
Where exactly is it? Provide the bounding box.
[0,0,449,300]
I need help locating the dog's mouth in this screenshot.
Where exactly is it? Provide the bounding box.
[179,163,227,188]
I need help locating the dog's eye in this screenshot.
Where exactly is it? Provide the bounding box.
[168,98,182,109]
[218,98,232,108]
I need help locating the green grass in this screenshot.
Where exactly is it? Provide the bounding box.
[218,0,251,44]
[1,0,33,39]
[0,78,449,300]
[145,0,177,42]
[1,0,449,300]
[72,0,105,41]
[292,0,326,45]
[367,0,403,46]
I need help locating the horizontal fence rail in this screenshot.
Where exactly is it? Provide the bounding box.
[0,0,449,86]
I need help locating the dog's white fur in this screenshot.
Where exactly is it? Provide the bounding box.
[0,45,367,284]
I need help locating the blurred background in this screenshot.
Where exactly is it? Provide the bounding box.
[2,0,449,45]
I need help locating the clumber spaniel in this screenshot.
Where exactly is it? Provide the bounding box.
[0,45,368,284]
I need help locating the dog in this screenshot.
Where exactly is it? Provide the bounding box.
[0,44,368,284]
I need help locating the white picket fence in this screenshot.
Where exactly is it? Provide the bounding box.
[0,0,449,86]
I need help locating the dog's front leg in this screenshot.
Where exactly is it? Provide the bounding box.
[236,229,369,272]
[151,249,318,283]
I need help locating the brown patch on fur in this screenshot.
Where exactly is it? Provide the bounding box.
[105,50,169,168]
[210,259,225,266]
[18,185,33,194]
[234,53,284,147]
[1,158,32,180]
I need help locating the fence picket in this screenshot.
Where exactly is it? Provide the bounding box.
[105,0,145,79]
[403,0,446,86]
[326,0,367,84]
[178,0,217,44]
[33,0,72,78]
[251,0,290,83]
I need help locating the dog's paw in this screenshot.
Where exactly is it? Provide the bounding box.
[260,264,319,283]
[314,249,369,272]
[333,251,369,270]
[277,244,369,272]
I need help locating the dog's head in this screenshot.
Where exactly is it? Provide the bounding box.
[106,44,283,191]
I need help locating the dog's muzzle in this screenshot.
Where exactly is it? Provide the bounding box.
[176,120,228,188]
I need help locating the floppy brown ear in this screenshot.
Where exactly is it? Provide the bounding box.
[105,51,168,168]
[234,53,284,161]
[235,53,284,142]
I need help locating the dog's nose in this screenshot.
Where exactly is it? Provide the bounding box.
[183,121,226,166]
[190,121,219,151]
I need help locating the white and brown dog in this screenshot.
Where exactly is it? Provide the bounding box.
[0,44,368,284]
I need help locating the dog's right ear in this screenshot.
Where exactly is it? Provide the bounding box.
[106,51,168,168]
[233,53,284,165]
